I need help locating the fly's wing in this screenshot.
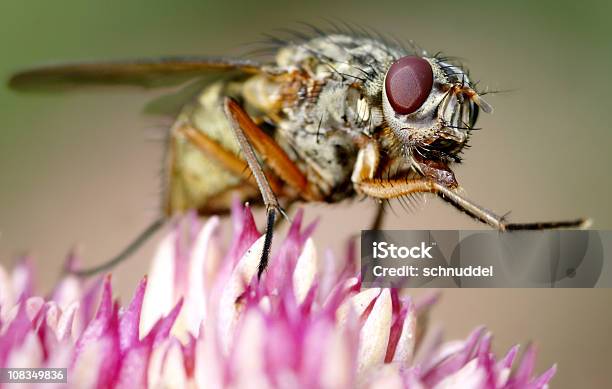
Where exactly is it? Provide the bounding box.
[8,57,263,91]
[143,77,216,117]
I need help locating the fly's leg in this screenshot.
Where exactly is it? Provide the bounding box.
[224,98,318,201]
[68,121,285,278]
[223,100,279,278]
[358,178,589,230]
[177,123,283,194]
[69,217,166,277]
[224,97,321,277]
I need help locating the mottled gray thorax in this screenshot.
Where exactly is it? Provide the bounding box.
[270,35,404,201]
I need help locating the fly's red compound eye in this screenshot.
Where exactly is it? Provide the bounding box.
[385,56,433,115]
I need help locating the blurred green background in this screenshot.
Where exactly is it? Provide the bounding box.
[1,0,611,388]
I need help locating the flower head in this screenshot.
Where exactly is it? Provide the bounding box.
[0,202,556,388]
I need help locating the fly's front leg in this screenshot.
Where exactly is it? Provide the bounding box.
[224,97,320,278]
[351,139,388,230]
[357,178,589,230]
[352,143,588,230]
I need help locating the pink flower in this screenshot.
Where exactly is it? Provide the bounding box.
[0,202,556,388]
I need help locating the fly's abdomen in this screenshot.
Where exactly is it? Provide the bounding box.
[164,79,259,215]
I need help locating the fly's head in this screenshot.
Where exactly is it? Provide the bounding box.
[381,55,492,187]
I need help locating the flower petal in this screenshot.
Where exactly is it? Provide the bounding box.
[115,342,150,389]
[56,301,79,341]
[0,265,14,321]
[531,363,557,388]
[364,364,405,389]
[12,258,34,302]
[217,234,265,352]
[230,309,271,388]
[158,339,188,389]
[181,216,220,338]
[119,277,147,352]
[336,288,380,326]
[194,328,224,389]
[315,321,355,388]
[389,299,417,363]
[432,358,486,389]
[140,231,176,338]
[292,237,318,304]
[51,275,82,310]
[5,331,43,369]
[357,289,392,377]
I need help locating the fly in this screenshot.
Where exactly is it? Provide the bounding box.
[8,30,589,278]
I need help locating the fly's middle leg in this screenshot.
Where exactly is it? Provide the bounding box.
[223,98,320,277]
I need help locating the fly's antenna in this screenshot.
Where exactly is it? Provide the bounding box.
[67,217,166,277]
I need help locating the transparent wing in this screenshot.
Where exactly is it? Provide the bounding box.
[8,56,263,91]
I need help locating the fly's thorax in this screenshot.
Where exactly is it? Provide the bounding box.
[260,34,408,200]
[242,74,283,113]
[278,120,358,202]
[299,80,384,134]
[272,34,397,132]
[272,77,364,201]
[268,73,386,201]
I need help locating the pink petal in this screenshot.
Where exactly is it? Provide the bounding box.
[72,286,120,389]
[229,310,271,388]
[51,274,82,309]
[183,217,220,337]
[432,359,486,389]
[73,276,114,361]
[119,277,147,353]
[56,301,79,341]
[264,209,316,294]
[0,302,33,367]
[5,331,44,369]
[531,364,557,388]
[336,287,379,326]
[80,276,104,331]
[363,364,405,389]
[71,328,120,388]
[217,234,265,352]
[357,289,392,377]
[226,202,261,268]
[141,231,177,337]
[142,298,184,348]
[422,327,486,387]
[0,265,14,320]
[508,344,536,387]
[163,339,188,387]
[12,258,35,302]
[499,345,520,370]
[181,335,197,379]
[25,296,45,321]
[387,298,417,363]
[292,238,318,303]
[115,342,151,389]
[194,328,224,389]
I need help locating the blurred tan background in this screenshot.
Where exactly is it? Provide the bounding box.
[0,0,611,387]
